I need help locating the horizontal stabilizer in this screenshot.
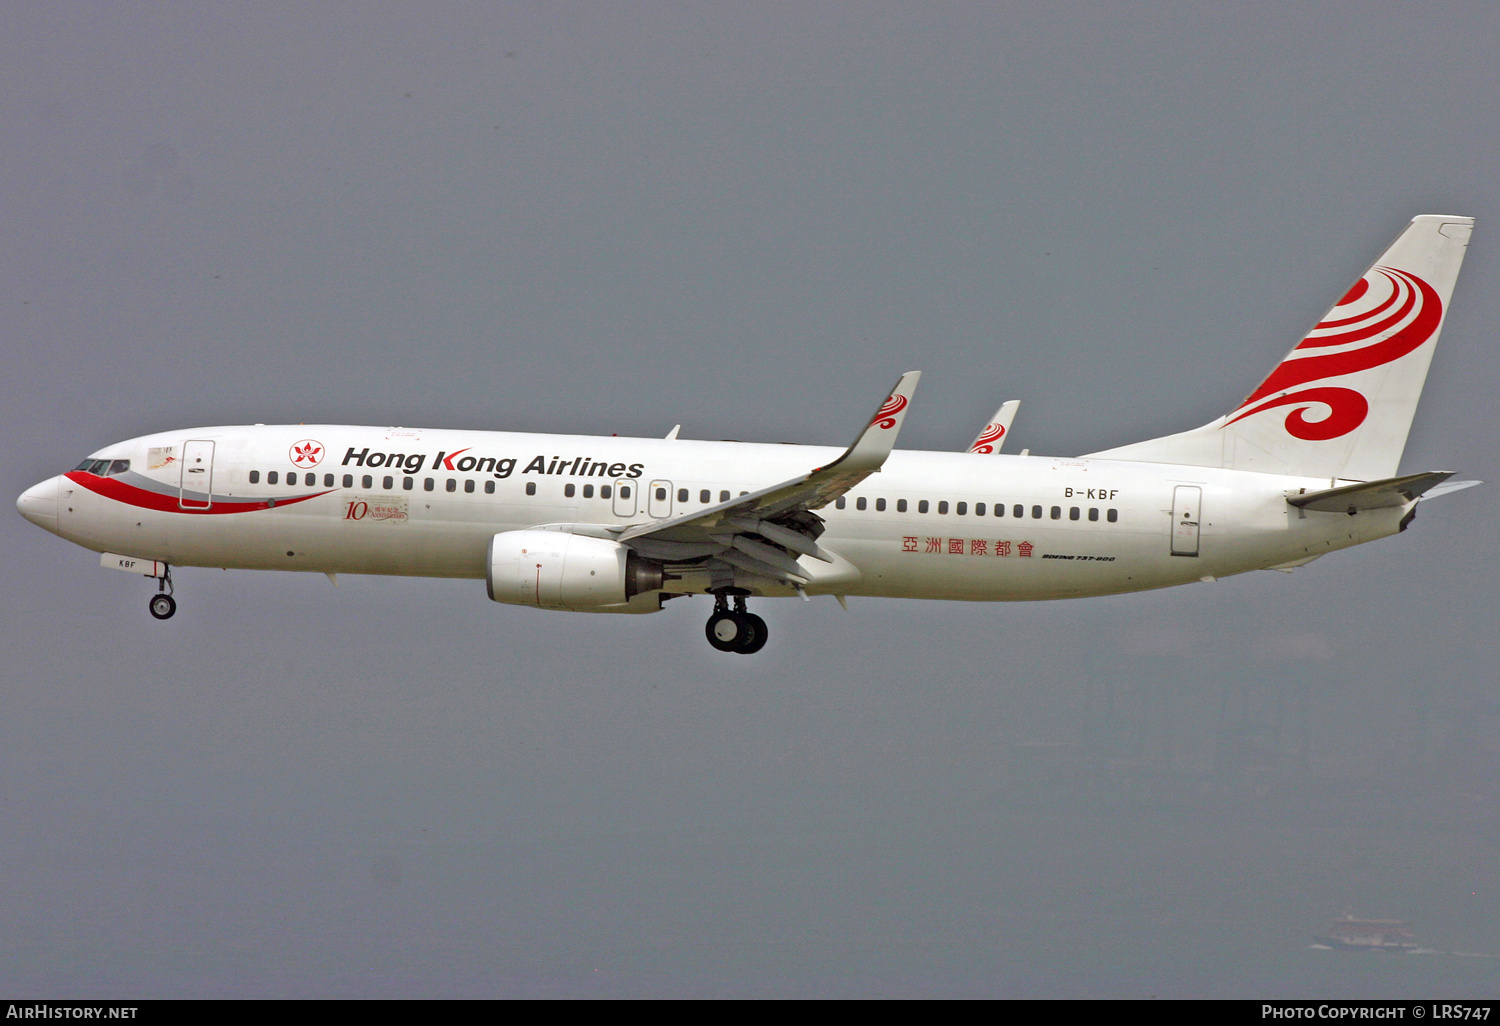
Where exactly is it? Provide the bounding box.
[1421,478,1482,501]
[1287,471,1455,513]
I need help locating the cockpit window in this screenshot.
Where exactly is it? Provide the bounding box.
[72,459,130,476]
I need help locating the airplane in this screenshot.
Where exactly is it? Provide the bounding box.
[16,215,1480,654]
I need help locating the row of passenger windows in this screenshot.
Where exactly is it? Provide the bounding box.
[251,470,651,501]
[834,495,1119,522]
[243,470,1117,522]
[252,469,520,495]
[562,484,735,503]
[247,471,745,506]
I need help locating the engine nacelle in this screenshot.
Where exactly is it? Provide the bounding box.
[487,530,665,613]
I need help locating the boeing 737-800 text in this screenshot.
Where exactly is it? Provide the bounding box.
[17,216,1479,653]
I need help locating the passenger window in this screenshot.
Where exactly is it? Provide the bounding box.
[938,501,949,515]
[601,485,612,499]
[700,489,710,503]
[484,481,495,494]
[249,470,260,484]
[362,475,372,489]
[465,479,475,493]
[897,499,908,513]
[856,497,867,511]
[583,484,594,498]
[956,502,967,515]
[565,483,575,498]
[1031,505,1042,519]
[836,497,846,509]
[383,476,394,490]
[290,473,301,486]
[655,487,667,501]
[1050,506,1061,520]
[1107,509,1118,523]
[343,474,353,488]
[324,474,334,487]
[268,471,279,485]
[875,498,886,512]
[974,502,985,516]
[1088,508,1099,521]
[1014,504,1024,518]
[621,485,632,499]
[719,491,730,502]
[424,478,434,491]
[446,479,456,492]
[526,482,536,496]
[403,477,414,490]
[677,488,688,503]
[1069,507,1080,520]
[918,500,929,514]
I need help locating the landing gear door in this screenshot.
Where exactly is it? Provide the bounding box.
[179,440,215,510]
[1170,485,1201,557]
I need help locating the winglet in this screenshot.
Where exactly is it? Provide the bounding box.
[814,371,921,475]
[968,400,1019,454]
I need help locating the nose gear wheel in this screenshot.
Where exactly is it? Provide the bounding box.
[147,565,176,619]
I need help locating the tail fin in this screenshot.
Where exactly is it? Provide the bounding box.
[1086,215,1473,480]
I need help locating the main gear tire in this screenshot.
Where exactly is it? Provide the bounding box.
[734,613,768,654]
[706,610,746,652]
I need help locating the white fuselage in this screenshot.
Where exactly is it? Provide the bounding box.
[22,424,1405,602]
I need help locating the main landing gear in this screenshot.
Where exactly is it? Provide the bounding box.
[704,589,767,655]
[148,566,176,620]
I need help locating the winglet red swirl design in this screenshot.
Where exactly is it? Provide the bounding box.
[1223,266,1441,441]
[969,422,1006,453]
[873,394,907,429]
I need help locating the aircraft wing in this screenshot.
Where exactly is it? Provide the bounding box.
[611,372,921,587]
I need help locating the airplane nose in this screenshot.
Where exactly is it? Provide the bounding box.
[17,476,59,528]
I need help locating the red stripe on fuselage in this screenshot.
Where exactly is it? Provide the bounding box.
[66,472,332,514]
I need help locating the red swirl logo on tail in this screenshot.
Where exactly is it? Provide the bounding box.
[873,394,908,429]
[969,422,1006,453]
[1223,266,1441,441]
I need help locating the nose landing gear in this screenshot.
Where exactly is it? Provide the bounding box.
[704,590,768,654]
[148,566,176,620]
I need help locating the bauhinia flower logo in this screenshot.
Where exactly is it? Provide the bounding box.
[872,394,907,429]
[289,440,324,467]
[969,422,1006,453]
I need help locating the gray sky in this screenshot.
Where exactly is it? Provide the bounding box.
[4,2,1498,997]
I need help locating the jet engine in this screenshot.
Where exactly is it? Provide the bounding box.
[487,530,666,613]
